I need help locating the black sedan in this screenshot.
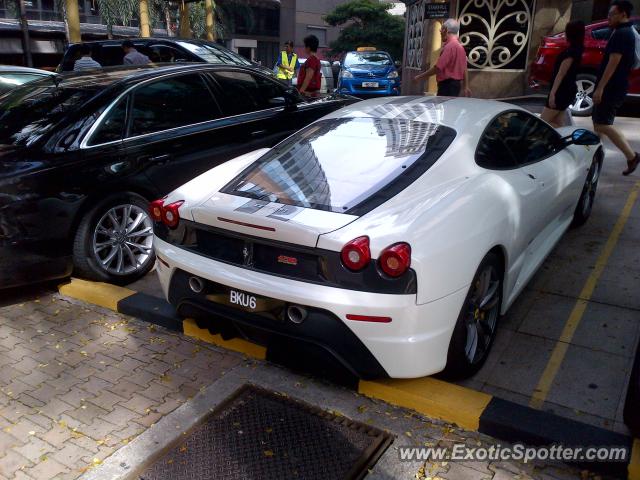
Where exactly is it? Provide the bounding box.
[0,64,358,288]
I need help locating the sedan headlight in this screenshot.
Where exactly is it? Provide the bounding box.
[341,70,353,78]
[387,71,399,79]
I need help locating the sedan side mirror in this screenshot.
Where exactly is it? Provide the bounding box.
[283,86,300,107]
[566,128,600,146]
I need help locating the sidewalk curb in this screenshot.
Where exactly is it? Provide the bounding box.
[59,277,638,479]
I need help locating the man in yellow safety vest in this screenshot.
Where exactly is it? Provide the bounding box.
[275,41,299,85]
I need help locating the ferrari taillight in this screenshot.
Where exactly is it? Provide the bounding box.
[149,199,164,222]
[149,198,184,229]
[162,200,184,228]
[340,236,370,271]
[379,242,411,277]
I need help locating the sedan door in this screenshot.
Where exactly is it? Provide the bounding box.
[116,72,231,195]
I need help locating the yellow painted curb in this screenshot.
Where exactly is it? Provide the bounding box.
[629,438,640,480]
[58,277,135,311]
[182,318,267,360]
[359,377,492,431]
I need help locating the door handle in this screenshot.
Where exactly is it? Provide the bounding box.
[139,154,171,164]
[250,129,268,137]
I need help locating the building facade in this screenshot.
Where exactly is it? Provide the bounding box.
[401,0,638,98]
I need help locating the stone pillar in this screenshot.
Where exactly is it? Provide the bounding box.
[400,0,457,95]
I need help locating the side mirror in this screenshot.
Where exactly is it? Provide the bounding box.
[283,87,300,107]
[567,128,600,146]
[394,60,401,67]
[332,61,340,68]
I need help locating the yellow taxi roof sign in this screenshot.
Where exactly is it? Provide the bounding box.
[356,46,377,52]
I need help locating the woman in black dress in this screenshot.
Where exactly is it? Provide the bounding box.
[541,21,585,127]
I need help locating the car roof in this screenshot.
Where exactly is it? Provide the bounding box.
[52,63,269,88]
[323,96,522,130]
[0,65,55,75]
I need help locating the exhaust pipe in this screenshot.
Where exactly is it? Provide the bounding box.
[188,276,205,294]
[286,305,307,324]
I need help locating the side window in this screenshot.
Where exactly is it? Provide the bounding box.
[149,45,190,63]
[476,112,560,169]
[129,74,220,137]
[591,27,612,40]
[88,97,128,146]
[211,70,287,116]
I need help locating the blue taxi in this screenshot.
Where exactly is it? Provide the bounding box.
[337,47,400,97]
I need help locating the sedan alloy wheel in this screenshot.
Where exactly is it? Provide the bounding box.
[92,204,154,276]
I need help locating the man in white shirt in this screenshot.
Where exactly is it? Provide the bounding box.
[122,40,150,65]
[73,44,101,71]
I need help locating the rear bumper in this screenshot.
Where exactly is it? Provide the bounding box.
[155,237,466,378]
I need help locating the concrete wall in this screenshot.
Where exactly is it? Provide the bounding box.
[279,0,350,60]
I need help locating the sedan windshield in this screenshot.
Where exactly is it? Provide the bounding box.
[222,117,453,213]
[0,80,99,147]
[344,52,392,67]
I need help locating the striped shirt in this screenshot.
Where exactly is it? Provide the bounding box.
[73,56,101,71]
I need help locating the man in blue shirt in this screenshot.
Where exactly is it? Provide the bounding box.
[592,0,639,175]
[275,41,299,86]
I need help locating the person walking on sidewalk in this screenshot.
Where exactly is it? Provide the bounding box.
[541,21,585,128]
[73,44,101,71]
[413,18,471,97]
[275,41,299,86]
[592,0,639,175]
[297,35,321,97]
[122,40,150,66]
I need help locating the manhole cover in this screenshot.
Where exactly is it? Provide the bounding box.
[139,384,392,480]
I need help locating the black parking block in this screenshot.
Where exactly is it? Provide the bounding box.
[480,397,633,478]
[117,292,183,333]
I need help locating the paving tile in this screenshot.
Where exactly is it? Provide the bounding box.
[105,380,139,400]
[23,457,69,480]
[51,443,93,469]
[483,332,556,398]
[12,437,55,463]
[65,402,110,426]
[0,450,31,478]
[545,344,632,420]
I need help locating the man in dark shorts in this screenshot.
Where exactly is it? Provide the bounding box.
[592,0,639,175]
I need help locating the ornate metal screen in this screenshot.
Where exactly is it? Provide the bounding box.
[406,0,426,69]
[458,0,536,70]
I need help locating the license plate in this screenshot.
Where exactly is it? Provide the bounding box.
[362,81,379,88]
[206,289,281,313]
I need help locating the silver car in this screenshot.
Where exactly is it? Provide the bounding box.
[292,59,335,93]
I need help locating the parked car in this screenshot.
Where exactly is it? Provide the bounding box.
[0,64,359,289]
[337,48,401,97]
[152,96,602,379]
[291,59,335,93]
[0,66,55,95]
[57,38,274,77]
[529,17,640,116]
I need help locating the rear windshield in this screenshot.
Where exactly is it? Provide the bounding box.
[344,52,392,67]
[0,79,98,147]
[222,117,454,213]
[176,41,253,66]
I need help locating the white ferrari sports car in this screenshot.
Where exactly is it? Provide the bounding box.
[152,96,602,379]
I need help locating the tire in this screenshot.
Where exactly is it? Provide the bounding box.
[72,192,155,285]
[570,73,597,117]
[572,151,603,227]
[442,253,503,380]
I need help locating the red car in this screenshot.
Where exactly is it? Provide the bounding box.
[529,17,640,116]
